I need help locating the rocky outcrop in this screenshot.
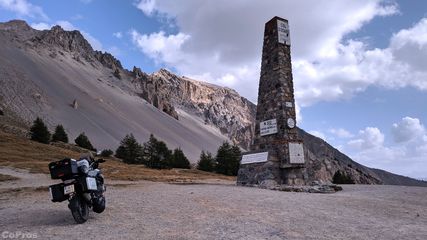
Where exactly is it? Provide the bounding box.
[0,20,38,41]
[132,66,146,79]
[94,51,123,71]
[31,25,94,61]
[72,99,78,109]
[133,69,256,148]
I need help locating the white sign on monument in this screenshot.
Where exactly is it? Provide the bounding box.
[277,19,291,45]
[289,142,305,164]
[260,119,278,136]
[241,152,268,165]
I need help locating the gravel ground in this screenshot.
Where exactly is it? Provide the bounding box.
[0,170,426,240]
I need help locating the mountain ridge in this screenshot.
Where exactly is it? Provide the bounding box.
[0,19,425,186]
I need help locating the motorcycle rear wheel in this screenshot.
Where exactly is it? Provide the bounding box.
[69,195,89,224]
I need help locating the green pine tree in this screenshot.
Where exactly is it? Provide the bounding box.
[100,149,114,157]
[172,148,190,169]
[29,117,51,144]
[142,134,172,169]
[215,141,241,176]
[74,132,96,151]
[51,124,69,143]
[197,151,215,172]
[115,134,142,164]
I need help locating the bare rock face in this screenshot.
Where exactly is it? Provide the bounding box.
[94,51,123,71]
[0,20,37,41]
[132,66,146,79]
[133,69,256,149]
[31,25,94,61]
[135,71,179,120]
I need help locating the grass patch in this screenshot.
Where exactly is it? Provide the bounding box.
[0,131,235,182]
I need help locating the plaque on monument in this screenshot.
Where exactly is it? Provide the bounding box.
[277,19,291,45]
[260,119,278,136]
[241,152,269,164]
[289,142,305,164]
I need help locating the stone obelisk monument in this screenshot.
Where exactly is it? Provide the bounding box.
[237,16,306,186]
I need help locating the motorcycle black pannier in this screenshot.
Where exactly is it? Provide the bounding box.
[49,183,68,202]
[48,158,78,180]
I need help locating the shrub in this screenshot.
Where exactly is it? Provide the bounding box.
[29,117,51,144]
[142,134,172,169]
[332,170,355,184]
[172,148,190,169]
[100,149,114,157]
[215,141,241,176]
[75,132,96,151]
[197,151,215,172]
[51,124,69,143]
[115,134,142,164]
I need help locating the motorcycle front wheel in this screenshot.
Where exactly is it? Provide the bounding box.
[92,196,106,213]
[69,195,89,224]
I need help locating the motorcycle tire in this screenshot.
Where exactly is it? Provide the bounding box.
[92,196,106,213]
[69,195,89,224]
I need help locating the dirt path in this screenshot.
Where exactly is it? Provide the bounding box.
[0,168,426,240]
[0,167,56,190]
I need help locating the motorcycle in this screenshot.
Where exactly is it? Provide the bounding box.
[48,155,106,224]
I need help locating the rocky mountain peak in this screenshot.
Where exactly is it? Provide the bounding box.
[0,19,32,30]
[50,25,64,33]
[153,68,177,80]
[133,69,256,148]
[0,19,37,40]
[94,51,123,71]
[31,25,94,60]
[132,66,148,79]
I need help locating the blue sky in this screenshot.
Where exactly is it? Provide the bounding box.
[1,0,426,179]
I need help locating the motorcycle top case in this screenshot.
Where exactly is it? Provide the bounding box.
[49,183,70,202]
[48,158,78,180]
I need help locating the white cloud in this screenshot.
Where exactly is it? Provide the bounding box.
[132,0,405,104]
[391,117,425,143]
[389,18,427,73]
[348,127,384,149]
[113,32,123,39]
[329,128,354,139]
[30,21,103,51]
[0,0,48,20]
[343,120,427,179]
[136,0,156,16]
[30,22,50,30]
[55,20,76,31]
[107,46,121,56]
[130,29,190,65]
